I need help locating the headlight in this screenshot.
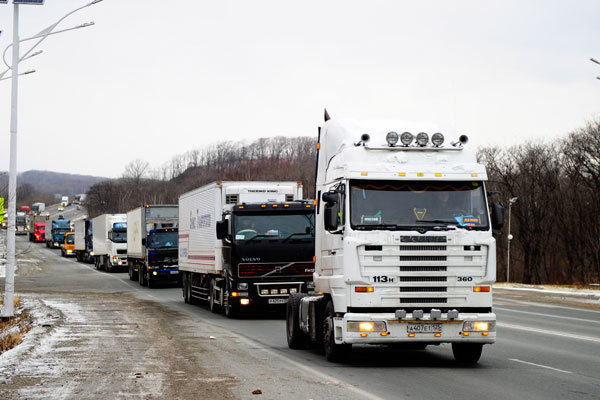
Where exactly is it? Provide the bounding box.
[260,289,269,295]
[280,288,288,294]
[400,132,413,146]
[431,132,444,147]
[386,131,399,146]
[347,321,387,332]
[463,321,496,332]
[237,282,248,290]
[416,132,429,146]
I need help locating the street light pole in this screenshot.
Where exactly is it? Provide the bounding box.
[2,2,20,318]
[506,197,518,283]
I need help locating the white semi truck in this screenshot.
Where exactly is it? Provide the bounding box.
[286,114,504,364]
[74,218,94,263]
[126,205,179,288]
[179,181,315,318]
[91,214,128,272]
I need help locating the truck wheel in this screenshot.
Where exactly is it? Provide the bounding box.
[286,293,309,349]
[95,257,100,270]
[452,343,483,365]
[323,300,351,362]
[209,279,220,313]
[183,274,189,303]
[223,294,238,318]
[128,263,137,281]
[46,241,50,248]
[105,259,112,273]
[147,274,155,289]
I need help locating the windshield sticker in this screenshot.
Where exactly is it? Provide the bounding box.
[454,215,480,226]
[235,234,245,240]
[361,211,382,224]
[413,208,427,221]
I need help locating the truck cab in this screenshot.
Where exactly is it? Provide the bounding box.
[33,222,46,242]
[61,232,76,257]
[287,116,504,364]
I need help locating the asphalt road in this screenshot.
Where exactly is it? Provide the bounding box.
[8,234,600,400]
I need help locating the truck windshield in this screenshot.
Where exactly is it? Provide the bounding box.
[111,230,127,243]
[147,231,178,248]
[16,217,26,224]
[350,180,489,231]
[234,213,315,241]
[66,235,75,244]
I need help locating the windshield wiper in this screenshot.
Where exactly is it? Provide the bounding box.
[353,224,414,231]
[282,232,311,243]
[244,234,270,243]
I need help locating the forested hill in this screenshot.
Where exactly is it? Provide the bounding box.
[0,170,107,197]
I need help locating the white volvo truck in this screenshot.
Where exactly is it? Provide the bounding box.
[286,114,504,363]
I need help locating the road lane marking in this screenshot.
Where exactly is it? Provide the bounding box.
[498,322,600,343]
[494,296,600,314]
[495,307,600,324]
[509,359,572,374]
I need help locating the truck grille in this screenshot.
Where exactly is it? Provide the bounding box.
[399,256,447,262]
[400,276,446,282]
[400,298,447,304]
[399,245,446,251]
[238,262,314,278]
[400,287,447,292]
[117,249,127,254]
[399,266,447,272]
[401,236,447,243]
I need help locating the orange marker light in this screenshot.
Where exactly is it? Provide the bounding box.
[360,333,368,337]
[434,333,442,337]
[482,332,489,336]
[231,292,240,297]
[380,332,389,337]
[473,286,490,293]
[355,286,374,293]
[462,332,470,336]
[408,333,415,337]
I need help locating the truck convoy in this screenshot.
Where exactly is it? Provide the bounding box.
[28,215,49,242]
[45,219,71,248]
[74,219,94,263]
[179,181,315,317]
[61,232,76,257]
[285,115,504,364]
[127,205,179,287]
[92,214,128,272]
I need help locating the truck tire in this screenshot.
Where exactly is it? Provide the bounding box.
[452,343,483,365]
[147,274,155,289]
[105,259,112,273]
[286,293,309,349]
[209,279,220,313]
[76,252,82,262]
[46,241,50,248]
[183,273,190,303]
[128,263,137,281]
[95,257,101,270]
[323,300,351,362]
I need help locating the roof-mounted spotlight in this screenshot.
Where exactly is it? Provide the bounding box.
[431,133,444,147]
[416,132,429,147]
[400,132,413,146]
[386,131,399,147]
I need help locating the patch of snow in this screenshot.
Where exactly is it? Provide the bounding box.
[494,283,600,298]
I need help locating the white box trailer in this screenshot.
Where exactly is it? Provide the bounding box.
[179,181,314,318]
[126,205,179,287]
[74,219,94,263]
[91,214,128,272]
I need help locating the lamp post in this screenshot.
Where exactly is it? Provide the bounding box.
[1,0,102,319]
[506,197,518,283]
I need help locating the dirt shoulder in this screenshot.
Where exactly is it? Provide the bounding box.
[494,286,600,311]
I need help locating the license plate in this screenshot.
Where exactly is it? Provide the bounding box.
[268,298,288,305]
[407,323,442,333]
[170,271,179,275]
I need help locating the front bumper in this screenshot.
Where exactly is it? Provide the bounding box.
[335,311,496,345]
[64,249,76,257]
[148,266,179,280]
[111,257,128,267]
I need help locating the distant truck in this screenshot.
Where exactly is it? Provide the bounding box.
[20,205,31,215]
[127,205,179,288]
[178,181,314,318]
[74,219,94,263]
[28,215,49,242]
[61,196,69,207]
[61,232,76,257]
[73,194,87,205]
[92,214,128,272]
[31,202,45,215]
[45,219,71,248]
[15,214,28,235]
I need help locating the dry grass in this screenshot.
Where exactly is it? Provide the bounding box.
[0,332,22,352]
[0,296,21,308]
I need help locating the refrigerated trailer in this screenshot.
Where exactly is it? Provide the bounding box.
[179,181,314,318]
[74,219,94,263]
[126,205,179,287]
[286,113,505,364]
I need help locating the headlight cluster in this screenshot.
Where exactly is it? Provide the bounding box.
[386,131,445,147]
[347,321,387,332]
[462,321,496,332]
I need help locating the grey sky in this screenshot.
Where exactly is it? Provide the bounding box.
[1,0,599,178]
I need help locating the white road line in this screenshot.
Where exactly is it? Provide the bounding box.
[509,358,572,374]
[495,307,600,324]
[498,322,600,343]
[494,296,600,314]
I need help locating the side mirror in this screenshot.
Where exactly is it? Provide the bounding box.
[491,202,505,230]
[324,203,339,231]
[322,191,338,204]
[141,238,146,246]
[216,220,229,240]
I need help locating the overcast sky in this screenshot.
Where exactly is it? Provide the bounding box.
[1,0,599,178]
